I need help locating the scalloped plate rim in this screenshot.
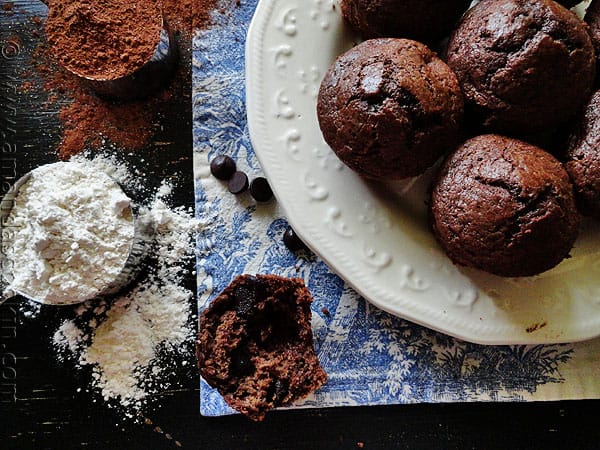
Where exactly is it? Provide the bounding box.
[245,0,600,345]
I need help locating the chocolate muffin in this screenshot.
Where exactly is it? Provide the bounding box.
[585,0,600,72]
[430,135,579,277]
[317,38,464,180]
[446,0,595,135]
[565,90,600,219]
[196,274,326,421]
[340,0,472,44]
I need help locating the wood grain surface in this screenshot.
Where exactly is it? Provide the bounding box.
[2,1,600,449]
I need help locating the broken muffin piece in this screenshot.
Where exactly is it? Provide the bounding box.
[196,274,327,421]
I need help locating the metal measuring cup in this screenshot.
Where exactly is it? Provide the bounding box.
[0,165,147,306]
[42,0,178,100]
[69,19,178,100]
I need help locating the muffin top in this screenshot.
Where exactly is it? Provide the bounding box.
[317,38,463,180]
[566,90,600,219]
[430,134,579,277]
[446,0,595,134]
[340,0,472,43]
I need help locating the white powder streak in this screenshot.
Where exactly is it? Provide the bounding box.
[49,157,200,416]
[54,320,87,354]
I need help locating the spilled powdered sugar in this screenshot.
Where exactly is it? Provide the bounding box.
[50,154,200,417]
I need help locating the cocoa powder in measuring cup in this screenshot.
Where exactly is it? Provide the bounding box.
[45,0,163,80]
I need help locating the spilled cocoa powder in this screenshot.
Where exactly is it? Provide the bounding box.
[2,2,14,14]
[46,0,163,80]
[27,0,227,159]
[59,90,155,156]
[32,41,155,159]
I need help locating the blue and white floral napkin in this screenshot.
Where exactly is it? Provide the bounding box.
[192,0,600,416]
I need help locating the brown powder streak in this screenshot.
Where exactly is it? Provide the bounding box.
[28,0,222,159]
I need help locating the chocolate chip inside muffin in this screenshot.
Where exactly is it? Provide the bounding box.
[446,0,595,135]
[317,38,464,180]
[430,134,579,277]
[565,90,600,219]
[340,0,472,44]
[196,274,326,421]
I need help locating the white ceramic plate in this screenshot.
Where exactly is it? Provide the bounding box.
[245,0,600,344]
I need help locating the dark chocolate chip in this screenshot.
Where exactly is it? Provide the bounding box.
[228,171,249,194]
[246,275,260,284]
[247,275,267,296]
[210,155,236,180]
[234,284,256,303]
[249,177,273,202]
[230,347,254,377]
[234,284,257,319]
[283,226,308,252]
[267,379,289,404]
[234,276,269,319]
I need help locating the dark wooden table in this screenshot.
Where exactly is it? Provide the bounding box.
[2,1,600,449]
